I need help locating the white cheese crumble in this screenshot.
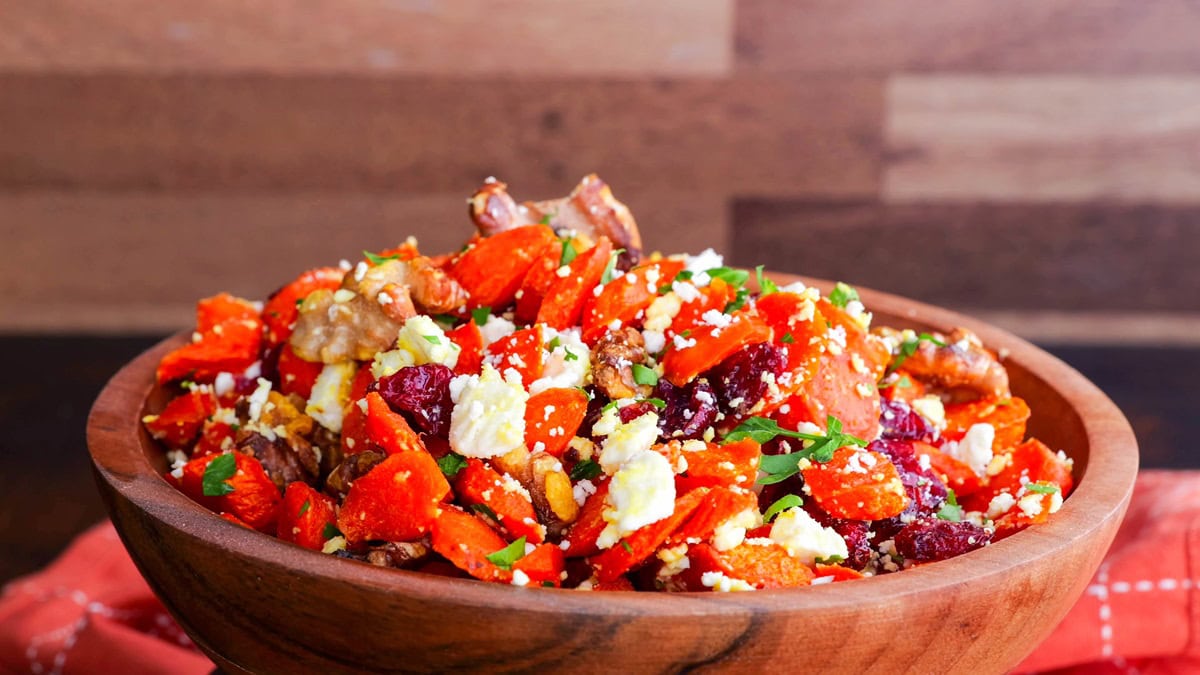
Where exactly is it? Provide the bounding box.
[712,508,761,551]
[511,569,531,587]
[644,293,683,332]
[246,377,273,423]
[305,363,355,432]
[448,364,528,459]
[986,492,1017,520]
[529,328,590,395]
[591,405,661,474]
[479,314,517,347]
[942,423,995,477]
[910,395,947,430]
[700,571,756,592]
[642,330,666,355]
[684,248,724,287]
[769,507,849,565]
[596,450,676,549]
[213,372,235,398]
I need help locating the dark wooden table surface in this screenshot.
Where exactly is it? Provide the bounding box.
[0,335,1192,585]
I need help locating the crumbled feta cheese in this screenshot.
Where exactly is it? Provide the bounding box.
[213,372,235,398]
[943,423,995,477]
[986,492,1017,520]
[592,406,661,474]
[529,328,590,395]
[910,395,946,430]
[511,569,531,587]
[305,363,355,432]
[246,377,273,423]
[395,314,461,368]
[700,571,756,592]
[573,478,598,506]
[1017,493,1045,518]
[779,281,808,294]
[332,288,356,304]
[672,334,697,351]
[701,309,732,329]
[448,365,528,459]
[712,508,761,551]
[684,248,724,287]
[322,536,347,554]
[672,280,702,303]
[642,330,666,354]
[644,293,683,332]
[479,315,517,347]
[596,450,676,549]
[769,507,849,565]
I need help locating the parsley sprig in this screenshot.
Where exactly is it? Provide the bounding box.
[889,332,948,373]
[725,415,866,485]
[763,494,803,522]
[936,488,963,522]
[364,250,400,266]
[828,282,859,309]
[755,265,779,296]
[201,454,237,496]
[485,536,527,570]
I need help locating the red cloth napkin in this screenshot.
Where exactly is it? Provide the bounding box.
[2,470,1197,674]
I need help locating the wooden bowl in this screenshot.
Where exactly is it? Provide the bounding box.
[88,275,1138,674]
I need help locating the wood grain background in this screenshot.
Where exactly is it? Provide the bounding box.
[1,0,1198,582]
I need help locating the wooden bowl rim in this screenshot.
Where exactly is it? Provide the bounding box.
[87,273,1138,617]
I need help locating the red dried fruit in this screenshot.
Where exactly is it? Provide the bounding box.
[373,364,455,437]
[709,342,785,416]
[894,518,990,563]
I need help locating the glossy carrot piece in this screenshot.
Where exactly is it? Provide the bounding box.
[537,237,613,330]
[524,387,589,457]
[580,259,686,344]
[451,225,558,309]
[514,239,564,325]
[668,278,736,337]
[339,400,372,456]
[802,447,909,521]
[814,563,865,582]
[962,438,1074,512]
[197,293,260,333]
[943,397,1031,451]
[338,451,450,544]
[430,506,512,582]
[454,459,544,544]
[662,313,771,387]
[484,325,544,386]
[192,418,236,457]
[143,388,217,449]
[512,544,566,587]
[157,314,263,384]
[276,343,324,399]
[276,482,337,551]
[668,486,759,546]
[363,392,427,456]
[179,453,281,533]
[676,439,761,489]
[589,487,710,583]
[561,479,611,558]
[916,442,983,497]
[261,267,344,346]
[682,541,814,590]
[446,320,484,376]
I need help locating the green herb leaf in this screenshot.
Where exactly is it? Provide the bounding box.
[560,239,578,266]
[936,488,963,522]
[364,250,400,266]
[179,380,196,391]
[471,503,500,522]
[828,282,859,309]
[548,336,562,350]
[600,249,627,285]
[763,494,803,522]
[432,314,458,328]
[640,397,666,409]
[294,297,306,308]
[422,335,441,345]
[322,523,343,540]
[780,332,795,344]
[620,541,634,553]
[542,581,556,588]
[569,459,602,481]
[600,400,620,414]
[726,415,866,484]
[1026,482,1061,495]
[563,348,578,362]
[485,536,527,570]
[755,265,779,296]
[632,364,659,386]
[201,454,237,497]
[724,287,750,314]
[540,212,554,226]
[298,500,311,517]
[675,270,694,282]
[815,555,846,565]
[437,453,468,479]
[471,306,492,326]
[890,332,948,372]
[705,267,750,287]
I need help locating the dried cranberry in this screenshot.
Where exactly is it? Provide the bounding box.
[870,439,948,539]
[373,364,454,437]
[879,398,935,442]
[709,342,785,415]
[655,378,719,440]
[578,394,608,438]
[618,400,658,423]
[894,518,991,563]
[800,501,873,570]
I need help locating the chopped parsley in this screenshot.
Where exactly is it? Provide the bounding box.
[620,541,634,554]
[705,267,750,287]
[880,375,913,390]
[560,239,578,266]
[763,494,803,522]
[828,282,859,309]
[632,363,659,386]
[485,536,527,570]
[201,454,237,497]
[600,248,626,285]
[364,250,400,266]
[422,335,441,345]
[674,270,694,282]
[780,332,795,344]
[322,523,343,540]
[437,453,468,479]
[471,306,492,326]
[1026,482,1061,495]
[563,348,579,362]
[432,314,458,328]
[569,459,602,481]
[724,415,866,484]
[298,500,311,517]
[815,555,846,565]
[548,336,562,350]
[470,503,500,522]
[936,488,963,522]
[890,332,948,372]
[755,265,779,296]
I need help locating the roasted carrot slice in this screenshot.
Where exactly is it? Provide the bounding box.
[192,418,236,457]
[668,486,759,546]
[339,400,373,456]
[514,239,564,325]
[261,267,344,347]
[363,391,427,456]
[962,438,1074,512]
[430,506,512,582]
[537,237,613,330]
[451,225,558,309]
[454,459,544,544]
[484,325,544,386]
[143,388,216,449]
[581,259,686,344]
[197,293,260,333]
[338,451,450,543]
[524,387,589,457]
[179,453,281,533]
[276,343,324,399]
[814,563,864,582]
[668,278,736,337]
[446,320,484,376]
[683,541,814,590]
[916,442,983,497]
[561,479,611,558]
[676,438,761,489]
[802,447,909,521]
[157,314,263,384]
[943,396,1031,451]
[589,487,710,582]
[662,312,771,387]
[512,543,566,587]
[276,482,337,552]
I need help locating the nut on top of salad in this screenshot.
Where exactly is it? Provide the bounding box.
[144,175,1074,591]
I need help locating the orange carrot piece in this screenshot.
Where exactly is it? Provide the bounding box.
[512,544,566,587]
[580,259,686,345]
[178,453,281,533]
[677,438,761,489]
[363,392,427,456]
[683,541,814,590]
[430,506,512,582]
[524,387,589,457]
[143,388,217,449]
[338,451,450,544]
[276,343,324,399]
[484,325,544,386]
[197,293,260,333]
[276,482,337,552]
[962,438,1074,513]
[514,239,564,325]
[451,225,558,309]
[537,237,614,330]
[261,267,344,347]
[943,396,1032,451]
[814,563,865,582]
[589,487,710,582]
[446,320,484,376]
[668,278,736,337]
[802,447,909,521]
[662,313,772,387]
[156,314,262,384]
[454,459,544,544]
[916,442,983,497]
[561,479,611,558]
[668,486,759,546]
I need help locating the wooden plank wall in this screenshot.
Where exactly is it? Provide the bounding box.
[2,0,1199,343]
